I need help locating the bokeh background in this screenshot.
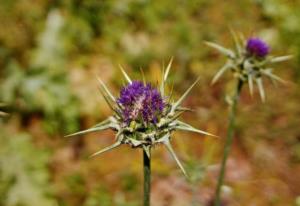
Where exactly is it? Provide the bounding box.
[1,0,300,205]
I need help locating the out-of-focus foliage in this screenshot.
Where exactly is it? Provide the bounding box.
[256,0,300,79]
[0,0,300,205]
[0,128,57,206]
[1,8,81,134]
[84,186,138,206]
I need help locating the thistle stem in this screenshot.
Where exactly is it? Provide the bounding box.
[143,149,151,206]
[214,79,243,206]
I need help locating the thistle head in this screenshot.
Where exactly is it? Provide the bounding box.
[246,37,269,58]
[206,31,292,101]
[118,81,164,125]
[66,60,216,177]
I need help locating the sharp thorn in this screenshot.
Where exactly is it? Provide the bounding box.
[90,141,121,158]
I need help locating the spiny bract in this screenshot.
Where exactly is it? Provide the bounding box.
[205,31,292,102]
[66,59,216,177]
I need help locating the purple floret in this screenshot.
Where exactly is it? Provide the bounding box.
[246,38,269,58]
[117,81,165,124]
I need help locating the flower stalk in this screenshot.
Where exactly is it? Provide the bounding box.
[143,149,151,206]
[206,30,291,205]
[214,79,243,206]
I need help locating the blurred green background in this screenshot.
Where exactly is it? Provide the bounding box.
[1,0,300,205]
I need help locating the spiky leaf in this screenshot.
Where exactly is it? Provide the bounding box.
[248,74,254,96]
[261,69,286,84]
[230,29,243,55]
[142,145,151,159]
[90,141,121,157]
[175,120,217,137]
[164,57,173,82]
[211,61,231,84]
[205,41,235,58]
[163,138,188,177]
[270,55,293,63]
[65,123,115,137]
[97,77,116,102]
[119,64,132,83]
[172,76,200,112]
[256,77,265,102]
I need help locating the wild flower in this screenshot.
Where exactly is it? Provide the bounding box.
[117,81,164,125]
[66,59,216,206]
[206,31,292,101]
[205,31,292,206]
[246,37,270,58]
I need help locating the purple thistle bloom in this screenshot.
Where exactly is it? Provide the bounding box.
[117,81,165,124]
[246,38,269,58]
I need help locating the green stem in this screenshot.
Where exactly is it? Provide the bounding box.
[143,149,151,206]
[214,79,243,206]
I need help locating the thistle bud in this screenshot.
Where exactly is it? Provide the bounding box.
[246,38,269,58]
[206,31,292,101]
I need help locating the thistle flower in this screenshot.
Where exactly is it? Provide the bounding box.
[246,38,269,58]
[206,31,292,206]
[205,31,292,101]
[66,59,216,176]
[117,81,164,124]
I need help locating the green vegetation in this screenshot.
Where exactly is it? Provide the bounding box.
[0,0,299,205]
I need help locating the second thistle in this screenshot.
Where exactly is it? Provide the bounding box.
[206,31,292,101]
